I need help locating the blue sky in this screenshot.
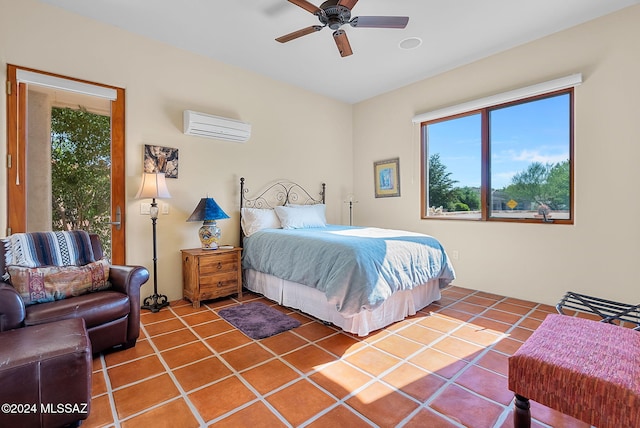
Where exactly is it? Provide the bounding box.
[427,93,570,189]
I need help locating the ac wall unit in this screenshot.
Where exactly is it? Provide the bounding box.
[183,110,251,143]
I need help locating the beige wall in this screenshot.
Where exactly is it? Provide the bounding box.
[0,0,353,301]
[353,5,640,305]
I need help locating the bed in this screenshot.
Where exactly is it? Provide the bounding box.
[239,178,456,336]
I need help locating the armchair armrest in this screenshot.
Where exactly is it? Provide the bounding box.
[108,265,149,347]
[0,282,26,331]
[109,265,150,297]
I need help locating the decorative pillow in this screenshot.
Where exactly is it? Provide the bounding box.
[7,258,111,306]
[8,230,95,268]
[241,208,282,237]
[274,204,327,229]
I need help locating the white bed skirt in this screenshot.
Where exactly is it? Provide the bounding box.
[243,269,442,336]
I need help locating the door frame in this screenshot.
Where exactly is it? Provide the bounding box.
[5,64,127,264]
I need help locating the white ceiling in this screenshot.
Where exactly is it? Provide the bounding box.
[38,0,639,104]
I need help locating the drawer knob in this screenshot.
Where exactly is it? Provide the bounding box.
[217,262,223,270]
[217,282,223,288]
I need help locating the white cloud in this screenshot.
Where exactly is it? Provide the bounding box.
[510,149,568,164]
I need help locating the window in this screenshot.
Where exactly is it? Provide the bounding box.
[421,89,573,223]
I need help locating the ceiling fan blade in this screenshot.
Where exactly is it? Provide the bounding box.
[276,25,323,43]
[288,0,321,15]
[333,30,353,57]
[350,16,409,29]
[337,0,359,9]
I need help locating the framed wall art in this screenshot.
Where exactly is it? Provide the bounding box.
[143,145,179,178]
[374,157,400,198]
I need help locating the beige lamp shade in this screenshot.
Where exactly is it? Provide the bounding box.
[135,172,171,199]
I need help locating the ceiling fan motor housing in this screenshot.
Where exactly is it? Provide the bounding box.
[318,0,352,30]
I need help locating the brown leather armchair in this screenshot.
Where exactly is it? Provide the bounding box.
[0,233,149,354]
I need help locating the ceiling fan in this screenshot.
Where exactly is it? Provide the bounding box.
[276,0,409,57]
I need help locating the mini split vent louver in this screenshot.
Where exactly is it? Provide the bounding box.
[183,110,251,143]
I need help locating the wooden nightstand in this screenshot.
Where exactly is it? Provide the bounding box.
[181,247,242,308]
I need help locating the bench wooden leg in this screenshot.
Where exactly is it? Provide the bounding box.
[514,394,531,428]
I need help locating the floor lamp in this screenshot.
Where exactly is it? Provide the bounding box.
[136,172,171,313]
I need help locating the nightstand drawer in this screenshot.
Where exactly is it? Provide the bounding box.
[200,271,237,288]
[198,253,238,275]
[181,247,242,308]
[200,281,238,299]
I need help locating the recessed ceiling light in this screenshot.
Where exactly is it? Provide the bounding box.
[399,37,422,50]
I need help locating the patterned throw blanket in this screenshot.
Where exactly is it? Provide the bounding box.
[6,230,96,268]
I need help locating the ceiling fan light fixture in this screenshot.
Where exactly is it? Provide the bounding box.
[399,36,422,50]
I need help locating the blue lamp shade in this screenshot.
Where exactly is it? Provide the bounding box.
[187,198,230,249]
[187,198,230,222]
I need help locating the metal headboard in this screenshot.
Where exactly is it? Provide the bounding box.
[239,177,326,244]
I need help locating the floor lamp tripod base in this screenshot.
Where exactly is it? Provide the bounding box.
[142,293,169,313]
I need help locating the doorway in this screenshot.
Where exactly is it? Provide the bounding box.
[6,65,126,263]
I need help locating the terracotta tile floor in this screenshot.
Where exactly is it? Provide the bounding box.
[84,286,592,428]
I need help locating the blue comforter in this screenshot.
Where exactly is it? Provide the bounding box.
[242,225,455,317]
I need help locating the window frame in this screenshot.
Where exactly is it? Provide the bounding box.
[420,88,574,224]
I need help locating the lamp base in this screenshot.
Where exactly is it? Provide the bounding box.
[199,220,221,250]
[141,293,170,313]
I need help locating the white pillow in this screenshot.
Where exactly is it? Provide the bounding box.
[241,208,281,237]
[274,204,327,229]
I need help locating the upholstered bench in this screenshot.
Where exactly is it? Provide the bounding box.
[0,318,92,428]
[508,314,640,427]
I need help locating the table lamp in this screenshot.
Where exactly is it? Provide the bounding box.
[187,197,230,249]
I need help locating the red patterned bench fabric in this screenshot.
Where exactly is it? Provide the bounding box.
[508,314,640,427]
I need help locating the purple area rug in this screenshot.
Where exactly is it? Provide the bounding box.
[217,302,301,339]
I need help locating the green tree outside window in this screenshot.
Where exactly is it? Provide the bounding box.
[51,106,112,258]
